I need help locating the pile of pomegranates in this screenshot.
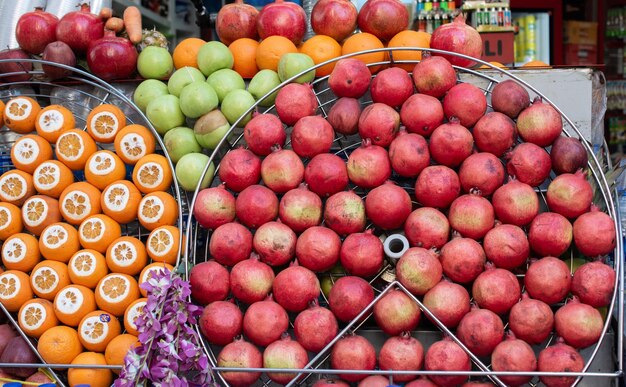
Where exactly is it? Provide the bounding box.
[190,52,617,386]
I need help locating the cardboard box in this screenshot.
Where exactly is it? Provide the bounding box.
[479,31,515,65]
[565,43,598,66]
[565,21,598,45]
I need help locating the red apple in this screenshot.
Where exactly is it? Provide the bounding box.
[216,0,259,46]
[257,0,307,45]
[0,49,32,83]
[311,0,358,43]
[357,0,409,41]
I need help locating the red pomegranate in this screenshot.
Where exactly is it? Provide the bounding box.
[491,331,537,386]
[439,233,486,284]
[388,129,430,178]
[263,334,309,385]
[458,152,505,196]
[572,260,616,307]
[357,0,409,41]
[235,184,279,229]
[472,112,517,157]
[411,53,457,98]
[291,115,335,158]
[472,263,521,315]
[414,165,461,208]
[378,333,424,383]
[189,260,230,305]
[275,83,317,125]
[340,229,384,277]
[330,334,377,383]
[370,67,414,108]
[551,136,589,174]
[506,142,552,187]
[244,114,286,156]
[555,296,604,349]
[490,80,530,119]
[347,140,391,188]
[404,207,450,249]
[509,292,554,344]
[296,226,342,272]
[294,301,338,352]
[396,247,442,296]
[209,222,253,266]
[199,300,242,346]
[313,379,350,387]
[400,94,444,137]
[230,254,275,304]
[327,97,361,135]
[216,0,259,45]
[328,58,371,98]
[546,170,593,219]
[278,183,323,233]
[256,0,307,45]
[357,376,389,387]
[16,8,59,55]
[524,256,572,305]
[324,191,366,236]
[311,0,358,42]
[430,14,482,68]
[573,205,616,257]
[217,338,263,386]
[428,120,474,168]
[405,378,438,387]
[491,178,540,226]
[273,262,320,312]
[528,212,573,257]
[218,147,262,192]
[483,223,530,270]
[448,193,495,240]
[328,276,375,322]
[357,103,400,147]
[193,185,236,230]
[365,181,412,230]
[537,339,584,387]
[373,288,421,336]
[304,153,349,197]
[261,147,305,193]
[424,337,471,387]
[456,305,505,357]
[242,296,289,347]
[517,98,563,147]
[423,279,470,328]
[443,83,488,128]
[253,221,297,266]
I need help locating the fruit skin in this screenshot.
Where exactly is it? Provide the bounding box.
[327,97,361,136]
[506,142,552,187]
[472,112,518,157]
[423,279,470,328]
[328,276,375,322]
[257,0,307,45]
[323,191,366,236]
[199,300,242,346]
[424,337,471,387]
[253,221,297,266]
[209,222,253,267]
[242,297,289,347]
[235,184,279,229]
[365,181,412,230]
[263,334,309,385]
[389,129,430,178]
[537,341,584,387]
[443,83,488,128]
[357,0,409,41]
[261,148,305,194]
[217,338,263,386]
[278,184,322,233]
[414,165,460,208]
[524,256,572,305]
[428,121,474,168]
[230,254,275,304]
[294,302,338,352]
[291,115,334,158]
[16,9,59,55]
[373,288,421,336]
[358,103,400,147]
[430,14,482,68]
[340,229,384,278]
[400,94,444,137]
[370,67,414,108]
[572,260,616,307]
[347,140,392,189]
[330,335,376,383]
[216,0,259,45]
[555,296,604,349]
[412,53,456,98]
[275,83,317,126]
[483,223,530,270]
[517,99,563,147]
[491,80,530,118]
[396,247,442,296]
[491,179,540,226]
[404,207,450,249]
[304,153,349,197]
[456,306,504,357]
[448,193,495,240]
[0,49,33,83]
[218,148,262,192]
[528,212,573,257]
[546,170,593,219]
[472,264,521,315]
[328,58,371,98]
[244,113,286,157]
[272,264,320,312]
[573,206,616,257]
[296,226,342,272]
[189,261,230,305]
[378,333,424,383]
[440,234,486,284]
[193,185,236,230]
[491,332,537,387]
[551,136,589,175]
[458,152,505,197]
[509,292,554,344]
[311,0,358,42]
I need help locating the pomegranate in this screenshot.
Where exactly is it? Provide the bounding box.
[328,58,371,98]
[328,276,375,322]
[457,305,504,357]
[491,331,537,386]
[357,0,409,41]
[483,223,529,270]
[330,334,376,383]
[209,222,253,266]
[311,0,358,42]
[358,376,389,387]
[551,136,589,174]
[216,0,259,45]
[263,334,309,384]
[443,83,488,128]
[0,49,33,83]
[244,113,286,156]
[458,152,505,196]
[472,112,517,157]
[509,292,554,344]
[491,80,530,118]
[314,379,350,387]
[16,8,59,55]
[430,14,482,67]
[555,296,604,349]
[546,170,593,219]
[506,142,552,187]
[411,53,457,98]
[423,279,470,328]
[230,253,275,304]
[428,120,474,168]
[573,205,616,257]
[439,233,486,284]
[296,226,342,272]
[400,94,444,137]
[242,296,289,346]
[324,191,366,236]
[56,4,104,54]
[193,184,236,230]
[279,183,322,233]
[365,181,412,230]
[347,140,391,188]
[304,153,349,197]
[42,41,76,80]
[273,262,320,312]
[253,221,297,266]
[294,301,338,352]
[406,377,437,387]
[524,256,572,305]
[87,30,138,81]
[327,97,361,136]
[275,83,317,125]
[537,339,584,387]
[217,337,263,386]
[379,333,424,383]
[404,207,450,249]
[370,67,414,108]
[491,178,539,226]
[256,0,307,45]
[448,193,495,240]
[396,247,442,295]
[199,300,242,345]
[218,147,262,192]
[472,263,521,315]
[235,185,279,229]
[424,337,471,387]
[517,98,563,147]
[373,288,421,335]
[261,147,305,193]
[358,103,400,147]
[189,261,230,305]
[340,229,384,277]
[388,130,430,178]
[414,166,461,208]
[291,115,335,158]
[572,260,616,307]
[528,212,573,257]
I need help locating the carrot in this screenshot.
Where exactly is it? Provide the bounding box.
[99,7,113,20]
[123,6,143,44]
[105,17,125,33]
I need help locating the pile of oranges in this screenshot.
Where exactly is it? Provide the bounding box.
[0,96,182,386]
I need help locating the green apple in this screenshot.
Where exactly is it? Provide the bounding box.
[175,153,215,191]
[248,69,281,107]
[278,53,315,84]
[163,127,202,163]
[206,69,245,103]
[179,81,218,119]
[167,66,206,97]
[137,46,174,80]
[146,94,185,135]
[133,79,169,112]
[320,264,345,298]
[197,41,234,77]
[194,109,230,150]
[221,89,256,126]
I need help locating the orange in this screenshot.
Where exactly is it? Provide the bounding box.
[123,297,147,336]
[68,351,113,387]
[78,214,122,253]
[387,30,431,71]
[21,195,61,236]
[86,104,126,143]
[18,298,58,338]
[37,325,83,364]
[35,104,76,143]
[1,233,40,272]
[100,180,142,224]
[229,38,260,78]
[256,35,299,71]
[55,129,98,171]
[39,222,80,262]
[114,124,156,165]
[77,310,122,352]
[173,37,206,69]
[84,150,127,190]
[480,61,508,69]
[522,60,551,68]
[138,191,178,231]
[132,153,173,194]
[0,100,4,123]
[95,273,140,316]
[342,32,386,73]
[11,134,53,174]
[300,35,342,77]
[32,160,75,198]
[0,169,35,206]
[30,260,71,300]
[138,262,174,297]
[68,249,109,289]
[0,270,32,312]
[54,284,97,327]
[59,182,102,226]
[106,236,147,276]
[0,202,23,240]
[105,333,139,372]
[146,225,181,265]
[4,96,41,134]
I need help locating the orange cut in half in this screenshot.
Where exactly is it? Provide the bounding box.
[18,298,58,338]
[0,270,33,312]
[39,222,81,262]
[123,297,147,336]
[30,260,71,300]
[84,150,127,190]
[37,325,83,365]
[4,96,41,134]
[137,191,178,231]
[105,236,147,276]
[114,124,156,165]
[1,233,40,272]
[11,134,53,174]
[55,129,98,171]
[68,249,108,289]
[146,225,181,265]
[32,160,75,198]
[21,195,61,236]
[36,104,76,143]
[95,273,140,316]
[138,262,174,297]
[0,169,35,206]
[78,214,122,253]
[0,202,23,241]
[0,100,4,123]
[54,284,97,327]
[77,310,122,352]
[59,181,102,226]
[132,154,173,194]
[100,180,141,224]
[86,104,126,143]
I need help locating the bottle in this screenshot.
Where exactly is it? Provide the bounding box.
[448,0,455,11]
[442,12,449,24]
[424,0,432,12]
[433,12,441,29]
[426,14,434,33]
[497,7,504,26]
[503,7,512,27]
[417,0,424,13]
[417,13,426,31]
[432,0,440,11]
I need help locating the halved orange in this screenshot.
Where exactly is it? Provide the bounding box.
[0,270,33,312]
[105,333,139,372]
[11,134,53,174]
[146,225,181,265]
[30,260,71,300]
[21,195,61,236]
[137,191,178,231]
[95,273,140,316]
[132,154,173,194]
[68,351,113,387]
[55,129,98,171]
[37,325,83,365]
[77,310,122,352]
[0,202,23,240]
[1,233,40,272]
[0,100,4,123]
[18,298,58,338]
[39,222,81,262]
[78,214,122,253]
[138,262,174,297]
[123,297,147,336]
[84,150,127,191]
[59,182,102,225]
[100,180,141,224]
[54,284,97,327]
[68,249,109,289]
[32,160,75,198]
[114,124,156,165]
[35,104,76,143]
[0,169,35,206]
[86,104,126,143]
[4,96,41,134]
[105,236,147,276]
